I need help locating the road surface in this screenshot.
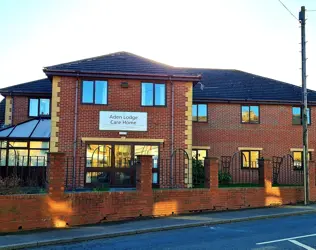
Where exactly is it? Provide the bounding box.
[33,213,316,249]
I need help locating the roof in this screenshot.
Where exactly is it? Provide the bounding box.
[187,68,316,104]
[0,99,5,128]
[0,118,51,139]
[43,51,200,81]
[1,51,315,104]
[0,78,52,96]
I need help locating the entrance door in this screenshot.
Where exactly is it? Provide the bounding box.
[85,143,159,188]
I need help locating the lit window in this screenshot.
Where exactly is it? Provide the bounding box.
[86,144,112,168]
[293,151,311,170]
[192,149,207,164]
[82,80,108,104]
[141,83,166,106]
[241,150,260,168]
[29,98,50,117]
[292,107,311,125]
[192,104,207,122]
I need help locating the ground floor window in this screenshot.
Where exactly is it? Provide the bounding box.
[293,151,312,170]
[0,140,49,167]
[192,149,207,164]
[0,140,49,188]
[192,149,207,188]
[85,143,159,188]
[241,150,260,168]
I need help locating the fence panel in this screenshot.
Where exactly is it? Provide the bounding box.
[219,153,260,187]
[65,157,138,191]
[0,156,47,194]
[272,155,304,186]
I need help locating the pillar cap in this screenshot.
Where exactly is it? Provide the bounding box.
[204,157,219,160]
[259,157,272,161]
[135,155,154,157]
[47,152,65,156]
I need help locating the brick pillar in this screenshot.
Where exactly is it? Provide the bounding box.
[258,158,264,186]
[259,158,272,189]
[204,157,219,189]
[136,155,153,193]
[308,161,316,201]
[47,152,65,197]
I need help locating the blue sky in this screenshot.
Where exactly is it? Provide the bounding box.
[0,0,316,95]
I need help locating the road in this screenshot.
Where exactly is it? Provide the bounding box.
[32,213,316,250]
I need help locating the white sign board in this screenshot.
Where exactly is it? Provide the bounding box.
[99,111,147,131]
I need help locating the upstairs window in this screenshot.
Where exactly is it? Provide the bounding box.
[29,98,50,117]
[141,83,166,106]
[82,80,108,104]
[292,107,311,125]
[192,104,207,122]
[241,150,260,168]
[241,105,259,124]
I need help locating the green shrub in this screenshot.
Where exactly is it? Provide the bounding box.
[192,158,205,188]
[218,171,232,184]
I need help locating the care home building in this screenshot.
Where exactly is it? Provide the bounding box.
[0,51,316,189]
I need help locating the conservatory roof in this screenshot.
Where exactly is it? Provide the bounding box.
[0,119,51,139]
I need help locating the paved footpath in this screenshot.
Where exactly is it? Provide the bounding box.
[1,204,316,250]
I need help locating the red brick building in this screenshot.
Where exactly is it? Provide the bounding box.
[0,51,315,188]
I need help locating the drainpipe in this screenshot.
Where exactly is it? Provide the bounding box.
[72,74,79,190]
[170,76,174,187]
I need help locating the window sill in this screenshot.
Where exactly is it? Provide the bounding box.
[28,116,51,118]
[141,105,167,108]
[81,103,108,106]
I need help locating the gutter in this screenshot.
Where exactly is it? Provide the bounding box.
[43,69,201,82]
[0,92,51,97]
[193,98,316,106]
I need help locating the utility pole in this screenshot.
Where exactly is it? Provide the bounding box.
[299,6,309,205]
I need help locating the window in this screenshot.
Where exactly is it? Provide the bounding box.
[141,83,166,106]
[82,80,108,104]
[29,98,50,117]
[293,151,312,170]
[241,150,260,168]
[241,105,259,124]
[86,144,112,168]
[85,143,160,187]
[29,141,49,166]
[292,107,311,125]
[192,149,207,165]
[0,141,7,166]
[192,104,208,122]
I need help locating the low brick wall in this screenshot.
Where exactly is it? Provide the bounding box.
[0,155,310,233]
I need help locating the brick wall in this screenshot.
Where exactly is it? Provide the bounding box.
[0,154,309,233]
[193,103,316,158]
[12,96,29,125]
[56,77,192,186]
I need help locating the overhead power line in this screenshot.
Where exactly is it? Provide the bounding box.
[277,0,299,21]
